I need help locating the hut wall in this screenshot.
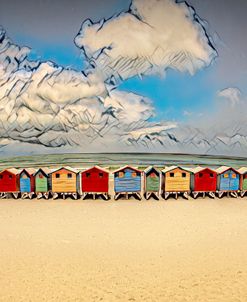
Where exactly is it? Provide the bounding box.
[218,170,240,191]
[81,167,109,193]
[242,174,247,191]
[114,169,141,193]
[163,168,190,192]
[35,171,48,192]
[0,171,19,192]
[20,171,35,193]
[145,171,160,192]
[51,169,77,193]
[194,169,217,192]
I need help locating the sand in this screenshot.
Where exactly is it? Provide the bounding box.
[0,198,247,301]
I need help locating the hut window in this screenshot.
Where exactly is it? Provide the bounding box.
[170,172,174,177]
[119,172,124,178]
[0,175,2,179]
[39,174,44,179]
[9,175,12,179]
[86,173,90,178]
[244,174,247,179]
[150,172,156,178]
[182,173,186,178]
[232,174,236,179]
[132,172,137,178]
[55,173,60,179]
[199,173,203,178]
[99,172,103,178]
[224,174,228,178]
[22,174,28,179]
[67,173,72,179]
[210,173,214,178]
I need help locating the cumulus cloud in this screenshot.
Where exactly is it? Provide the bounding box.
[1,27,170,149]
[218,87,242,107]
[75,0,217,82]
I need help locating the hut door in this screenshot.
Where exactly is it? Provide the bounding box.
[20,175,31,193]
[229,171,239,191]
[220,173,230,191]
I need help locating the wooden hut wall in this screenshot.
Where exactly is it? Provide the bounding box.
[217,169,240,191]
[145,169,160,192]
[35,170,49,192]
[51,169,77,193]
[81,167,109,193]
[20,170,35,193]
[163,168,190,192]
[0,170,20,192]
[193,169,217,192]
[114,168,141,193]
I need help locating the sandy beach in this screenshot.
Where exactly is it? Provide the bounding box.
[0,198,247,301]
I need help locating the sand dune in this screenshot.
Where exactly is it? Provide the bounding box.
[0,198,247,301]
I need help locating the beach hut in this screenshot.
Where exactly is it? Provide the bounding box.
[19,168,36,198]
[113,165,142,200]
[33,168,51,199]
[190,167,217,199]
[161,166,191,199]
[0,168,20,198]
[81,166,109,200]
[50,166,79,199]
[143,166,161,200]
[238,167,247,197]
[216,166,240,198]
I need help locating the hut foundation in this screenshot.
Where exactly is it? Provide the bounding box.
[114,192,141,200]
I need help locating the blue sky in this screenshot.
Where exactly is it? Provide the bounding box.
[1,0,247,124]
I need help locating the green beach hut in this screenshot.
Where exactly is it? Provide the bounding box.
[238,167,247,197]
[34,168,51,198]
[143,166,161,200]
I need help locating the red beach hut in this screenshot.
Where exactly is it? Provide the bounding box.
[0,168,20,197]
[191,167,217,198]
[81,166,109,200]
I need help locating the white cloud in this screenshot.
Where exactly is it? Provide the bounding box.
[75,0,217,82]
[218,87,242,107]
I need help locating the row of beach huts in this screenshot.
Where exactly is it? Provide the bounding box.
[0,165,247,200]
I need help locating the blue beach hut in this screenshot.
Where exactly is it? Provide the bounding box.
[19,168,36,198]
[216,166,240,197]
[113,165,142,200]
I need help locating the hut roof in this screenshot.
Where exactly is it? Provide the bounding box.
[215,166,239,174]
[144,166,161,174]
[81,165,109,174]
[189,166,216,174]
[33,167,51,177]
[49,166,78,174]
[238,167,247,174]
[161,166,191,174]
[113,165,142,174]
[21,168,37,176]
[1,168,20,175]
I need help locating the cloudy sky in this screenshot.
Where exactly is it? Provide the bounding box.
[0,0,247,155]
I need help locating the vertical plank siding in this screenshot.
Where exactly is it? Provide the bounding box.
[218,170,240,191]
[35,171,48,193]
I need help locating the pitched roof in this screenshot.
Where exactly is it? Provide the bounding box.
[20,168,37,175]
[49,166,78,174]
[81,165,109,174]
[33,167,51,176]
[161,166,191,174]
[189,166,216,174]
[143,166,161,174]
[0,168,20,175]
[113,165,142,174]
[215,166,239,174]
[238,167,247,174]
